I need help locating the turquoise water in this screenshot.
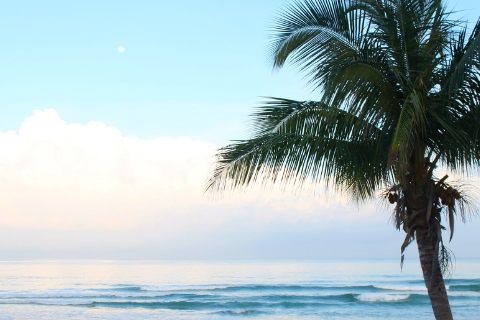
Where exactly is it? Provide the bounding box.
[0,260,478,319]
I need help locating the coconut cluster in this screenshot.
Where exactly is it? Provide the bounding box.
[439,186,461,206]
[388,193,398,204]
[387,186,461,206]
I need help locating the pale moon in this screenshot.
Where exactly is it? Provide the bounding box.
[118,46,125,53]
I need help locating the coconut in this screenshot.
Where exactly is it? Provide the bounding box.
[452,189,461,199]
[445,197,453,206]
[440,191,448,200]
[388,193,395,204]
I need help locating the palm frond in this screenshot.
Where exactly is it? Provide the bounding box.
[442,19,480,94]
[207,97,393,200]
[271,0,369,88]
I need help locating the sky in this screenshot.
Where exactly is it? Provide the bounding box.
[0,0,480,260]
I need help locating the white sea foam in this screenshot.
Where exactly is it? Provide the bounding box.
[356,293,410,302]
[447,291,480,297]
[375,284,450,291]
[375,285,426,291]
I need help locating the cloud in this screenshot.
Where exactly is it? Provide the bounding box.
[0,109,218,231]
[0,109,376,231]
[2,109,477,259]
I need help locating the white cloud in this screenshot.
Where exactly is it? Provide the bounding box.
[0,109,376,232]
[2,109,477,259]
[0,109,218,230]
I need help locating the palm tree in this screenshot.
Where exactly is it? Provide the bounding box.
[207,0,480,319]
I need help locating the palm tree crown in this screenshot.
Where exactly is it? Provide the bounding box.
[207,0,480,319]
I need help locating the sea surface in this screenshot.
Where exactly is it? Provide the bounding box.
[0,259,478,319]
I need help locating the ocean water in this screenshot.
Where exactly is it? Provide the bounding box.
[0,260,478,320]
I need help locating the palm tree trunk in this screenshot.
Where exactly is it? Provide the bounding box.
[416,230,453,320]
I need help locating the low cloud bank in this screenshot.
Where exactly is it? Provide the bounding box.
[4,109,477,259]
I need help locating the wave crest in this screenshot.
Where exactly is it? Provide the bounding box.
[356,293,410,302]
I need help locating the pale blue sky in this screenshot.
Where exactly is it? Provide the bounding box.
[0,0,317,145]
[1,0,479,142]
[0,0,479,260]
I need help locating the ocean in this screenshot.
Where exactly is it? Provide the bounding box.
[0,259,478,319]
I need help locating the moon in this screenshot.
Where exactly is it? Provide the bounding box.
[118,46,125,53]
